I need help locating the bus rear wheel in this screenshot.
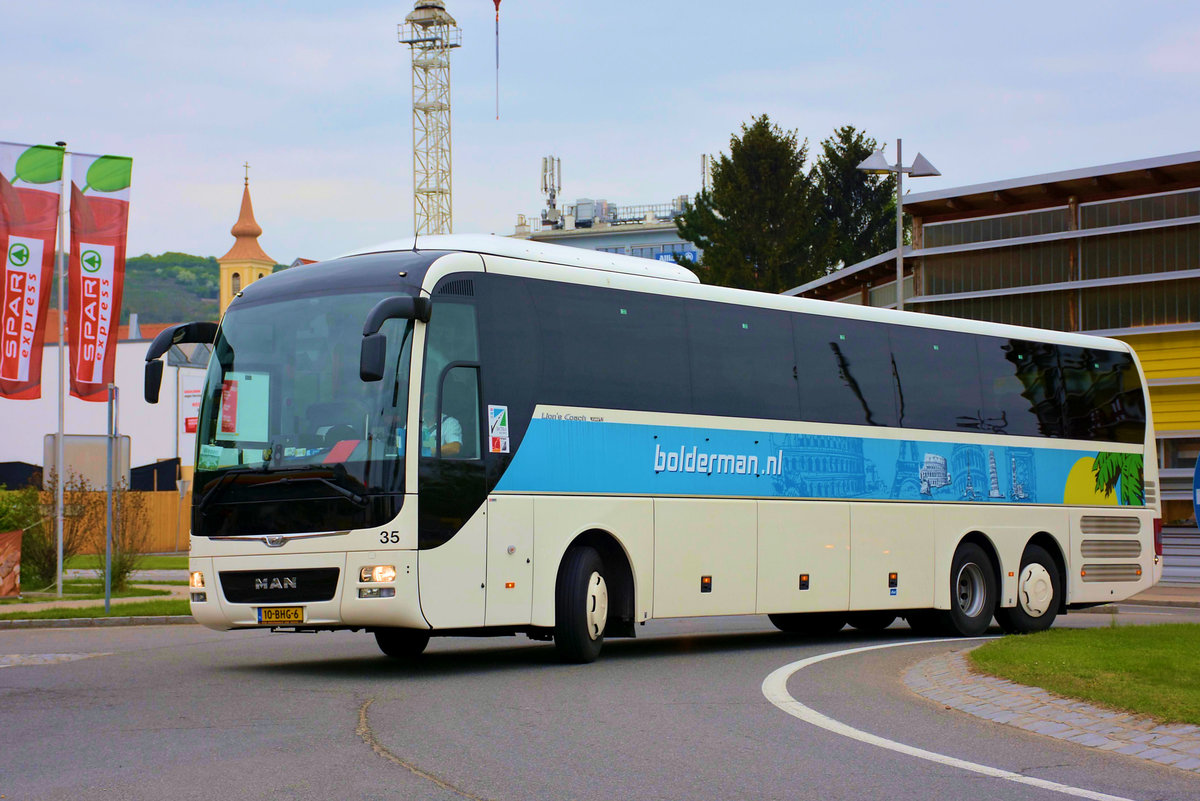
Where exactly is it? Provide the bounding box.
[768,612,846,636]
[374,627,430,659]
[554,546,608,663]
[996,545,1060,634]
[946,542,997,636]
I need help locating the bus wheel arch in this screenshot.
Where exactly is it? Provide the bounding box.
[932,533,999,637]
[552,527,638,661]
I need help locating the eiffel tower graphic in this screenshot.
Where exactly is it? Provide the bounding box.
[890,441,922,499]
[961,463,982,501]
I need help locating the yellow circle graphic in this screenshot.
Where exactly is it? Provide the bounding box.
[1062,456,1118,506]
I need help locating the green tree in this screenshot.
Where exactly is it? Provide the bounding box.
[675,115,820,293]
[812,125,896,273]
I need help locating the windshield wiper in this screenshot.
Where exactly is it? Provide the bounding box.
[255,474,368,506]
[195,464,369,513]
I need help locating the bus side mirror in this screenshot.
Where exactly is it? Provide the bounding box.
[143,320,218,405]
[360,295,431,382]
[360,333,387,382]
[145,360,165,403]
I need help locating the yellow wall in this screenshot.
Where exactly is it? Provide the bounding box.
[218,258,274,316]
[1117,329,1200,433]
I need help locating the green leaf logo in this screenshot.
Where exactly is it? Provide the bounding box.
[14,145,64,185]
[85,155,133,193]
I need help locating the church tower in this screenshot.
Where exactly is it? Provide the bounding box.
[218,168,274,315]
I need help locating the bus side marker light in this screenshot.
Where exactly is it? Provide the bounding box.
[505,582,516,589]
[798,574,809,590]
[888,573,898,589]
[700,576,712,593]
[1008,571,1014,577]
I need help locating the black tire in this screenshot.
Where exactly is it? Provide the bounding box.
[374,627,430,659]
[995,545,1061,634]
[945,542,998,636]
[768,612,846,636]
[554,546,608,663]
[846,611,897,633]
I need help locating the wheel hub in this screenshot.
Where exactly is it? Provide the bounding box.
[1018,563,1053,617]
[586,571,608,640]
[956,562,986,618]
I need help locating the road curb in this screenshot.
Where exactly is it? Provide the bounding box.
[0,616,195,630]
[1076,599,1200,613]
[905,647,1200,774]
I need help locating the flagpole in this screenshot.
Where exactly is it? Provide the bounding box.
[54,141,67,598]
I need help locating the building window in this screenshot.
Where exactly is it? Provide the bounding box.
[924,207,1070,248]
[231,272,241,294]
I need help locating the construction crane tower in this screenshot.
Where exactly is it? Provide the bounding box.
[399,1,461,235]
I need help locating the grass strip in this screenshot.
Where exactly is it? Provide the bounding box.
[0,599,191,620]
[969,624,1200,725]
[0,583,171,605]
[64,554,188,571]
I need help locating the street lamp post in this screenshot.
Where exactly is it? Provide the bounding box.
[857,139,940,311]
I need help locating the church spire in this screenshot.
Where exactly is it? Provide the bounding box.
[221,169,270,262]
[218,165,275,314]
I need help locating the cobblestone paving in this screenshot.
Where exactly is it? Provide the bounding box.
[904,648,1200,774]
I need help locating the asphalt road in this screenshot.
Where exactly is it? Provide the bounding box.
[3,608,1200,801]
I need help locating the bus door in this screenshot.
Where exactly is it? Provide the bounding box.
[417,300,489,628]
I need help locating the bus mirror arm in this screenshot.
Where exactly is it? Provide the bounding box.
[361,295,432,336]
[143,321,219,404]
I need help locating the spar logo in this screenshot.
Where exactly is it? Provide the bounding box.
[654,443,783,477]
[7,242,30,267]
[81,249,103,273]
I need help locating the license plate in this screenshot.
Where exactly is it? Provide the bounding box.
[259,606,304,624]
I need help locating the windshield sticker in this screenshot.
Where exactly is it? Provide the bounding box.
[197,444,222,471]
[217,371,270,442]
[489,405,510,453]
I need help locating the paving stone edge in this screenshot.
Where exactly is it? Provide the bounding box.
[0,616,195,630]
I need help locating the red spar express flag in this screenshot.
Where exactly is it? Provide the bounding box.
[68,153,132,401]
[0,143,64,400]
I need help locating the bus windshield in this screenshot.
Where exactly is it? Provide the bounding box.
[193,290,414,536]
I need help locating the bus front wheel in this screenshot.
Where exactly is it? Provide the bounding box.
[554,546,608,663]
[374,627,430,659]
[995,545,1060,634]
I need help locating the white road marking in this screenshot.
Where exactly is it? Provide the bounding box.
[762,639,1140,801]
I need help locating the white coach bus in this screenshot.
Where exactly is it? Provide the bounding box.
[145,235,1162,663]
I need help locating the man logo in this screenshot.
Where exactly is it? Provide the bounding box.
[255,577,298,590]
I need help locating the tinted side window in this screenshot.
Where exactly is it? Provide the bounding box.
[687,300,799,420]
[794,314,897,427]
[977,338,1064,437]
[889,326,984,432]
[1059,346,1146,444]
[531,281,691,414]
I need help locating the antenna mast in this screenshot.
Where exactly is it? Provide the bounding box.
[399,1,461,236]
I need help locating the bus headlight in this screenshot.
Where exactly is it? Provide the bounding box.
[190,571,205,588]
[360,565,397,583]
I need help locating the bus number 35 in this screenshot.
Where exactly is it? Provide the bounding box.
[380,531,401,544]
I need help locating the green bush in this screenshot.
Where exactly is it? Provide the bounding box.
[0,484,49,588]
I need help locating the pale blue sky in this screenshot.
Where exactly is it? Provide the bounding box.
[4,1,1198,263]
